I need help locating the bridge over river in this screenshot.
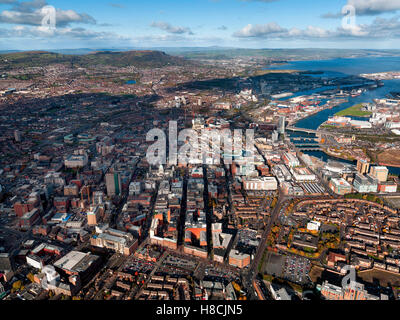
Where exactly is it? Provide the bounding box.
[287,126,335,138]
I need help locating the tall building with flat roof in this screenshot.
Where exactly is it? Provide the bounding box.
[278,116,286,135]
[87,206,101,226]
[106,172,121,197]
[357,159,370,175]
[370,166,389,183]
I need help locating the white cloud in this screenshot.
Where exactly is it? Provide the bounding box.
[0,8,96,26]
[291,26,330,38]
[233,23,330,39]
[348,0,400,16]
[150,21,193,35]
[0,0,96,27]
[0,0,113,42]
[0,24,127,41]
[233,16,400,40]
[233,22,286,37]
[323,0,400,18]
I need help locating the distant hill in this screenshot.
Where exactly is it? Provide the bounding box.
[168,48,400,60]
[80,50,189,67]
[0,50,190,70]
[2,48,400,70]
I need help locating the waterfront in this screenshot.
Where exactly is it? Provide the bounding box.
[294,79,400,130]
[279,57,400,176]
[270,56,400,77]
[289,131,400,176]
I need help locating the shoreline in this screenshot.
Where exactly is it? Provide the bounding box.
[287,101,344,127]
[309,147,400,169]
[287,108,322,126]
[321,148,355,162]
[286,65,400,172]
[317,143,400,168]
[379,163,400,169]
[290,120,400,169]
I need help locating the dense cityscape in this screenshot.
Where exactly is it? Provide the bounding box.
[1,0,400,311]
[1,47,400,303]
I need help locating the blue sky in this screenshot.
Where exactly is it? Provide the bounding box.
[1,0,400,50]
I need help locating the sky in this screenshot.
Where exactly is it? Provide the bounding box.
[1,0,400,50]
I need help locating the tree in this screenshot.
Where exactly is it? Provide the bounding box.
[12,280,22,292]
[27,273,35,283]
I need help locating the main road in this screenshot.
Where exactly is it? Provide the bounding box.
[241,192,291,300]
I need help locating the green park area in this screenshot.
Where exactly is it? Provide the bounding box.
[335,104,372,117]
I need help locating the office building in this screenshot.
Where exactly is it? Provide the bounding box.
[91,226,138,256]
[87,206,102,226]
[370,166,389,183]
[229,250,251,269]
[64,154,88,169]
[243,177,278,191]
[106,172,121,197]
[278,116,286,135]
[353,174,378,193]
[357,159,370,175]
[329,178,352,195]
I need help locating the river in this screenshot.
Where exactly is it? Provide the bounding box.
[270,57,400,176]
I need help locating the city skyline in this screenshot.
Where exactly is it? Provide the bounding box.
[1,0,400,306]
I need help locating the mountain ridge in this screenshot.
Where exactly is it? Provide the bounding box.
[0,50,191,70]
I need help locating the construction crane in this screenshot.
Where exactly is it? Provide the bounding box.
[80,185,92,207]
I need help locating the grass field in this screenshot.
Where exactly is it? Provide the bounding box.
[335,104,372,117]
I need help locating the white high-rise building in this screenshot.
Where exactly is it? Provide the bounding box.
[278,116,286,135]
